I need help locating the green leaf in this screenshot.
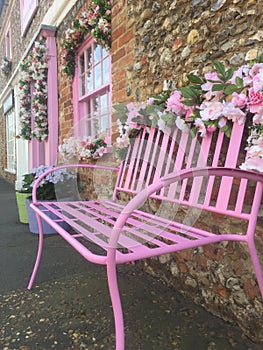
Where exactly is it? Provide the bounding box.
[212,84,225,92]
[220,124,232,138]
[161,113,176,127]
[212,61,226,77]
[225,67,235,81]
[180,86,198,99]
[235,77,244,88]
[113,104,128,123]
[182,100,196,107]
[190,127,197,138]
[224,84,239,95]
[259,54,263,63]
[186,74,204,85]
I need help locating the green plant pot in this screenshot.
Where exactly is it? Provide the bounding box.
[16,192,31,224]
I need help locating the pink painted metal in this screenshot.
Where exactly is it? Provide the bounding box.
[27,121,263,350]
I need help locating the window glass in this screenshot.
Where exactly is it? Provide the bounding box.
[103,57,110,85]
[6,110,16,172]
[94,43,101,64]
[94,64,101,89]
[79,53,84,74]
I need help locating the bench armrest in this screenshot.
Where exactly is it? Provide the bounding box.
[109,167,263,248]
[31,163,121,204]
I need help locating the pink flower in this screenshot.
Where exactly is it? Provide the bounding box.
[147,98,155,105]
[253,108,263,124]
[194,118,207,137]
[218,117,227,129]
[247,88,263,114]
[222,102,246,125]
[126,102,145,124]
[201,72,223,100]
[231,92,247,109]
[207,125,217,133]
[251,68,263,93]
[240,157,263,172]
[200,101,223,121]
[166,91,187,116]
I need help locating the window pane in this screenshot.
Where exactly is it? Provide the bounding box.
[100,93,108,111]
[93,97,99,114]
[94,64,101,89]
[81,76,85,96]
[79,53,84,74]
[101,115,108,134]
[102,47,108,58]
[94,43,101,64]
[103,57,110,84]
[92,97,99,136]
[86,46,92,69]
[87,69,93,92]
[6,111,16,171]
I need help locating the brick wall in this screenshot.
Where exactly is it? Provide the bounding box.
[111,0,135,107]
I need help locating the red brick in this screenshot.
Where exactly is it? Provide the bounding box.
[119,29,134,47]
[112,25,126,41]
[112,47,126,64]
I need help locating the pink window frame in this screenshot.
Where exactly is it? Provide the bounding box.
[73,38,112,143]
[20,0,38,36]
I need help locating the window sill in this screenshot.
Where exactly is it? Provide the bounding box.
[5,168,16,174]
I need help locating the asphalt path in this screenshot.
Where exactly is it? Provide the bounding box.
[0,176,261,350]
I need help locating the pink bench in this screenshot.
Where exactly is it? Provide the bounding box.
[28,121,263,350]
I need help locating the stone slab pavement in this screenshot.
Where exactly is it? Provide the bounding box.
[0,176,262,350]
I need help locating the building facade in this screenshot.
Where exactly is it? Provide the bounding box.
[0,0,263,341]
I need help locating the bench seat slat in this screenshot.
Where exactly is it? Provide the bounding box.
[33,196,249,266]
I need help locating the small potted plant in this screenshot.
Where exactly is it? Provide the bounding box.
[21,165,77,234]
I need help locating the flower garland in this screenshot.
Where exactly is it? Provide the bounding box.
[61,0,111,76]
[18,37,48,141]
[1,57,12,75]
[115,60,263,172]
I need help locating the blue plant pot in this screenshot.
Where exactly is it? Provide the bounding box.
[26,198,70,235]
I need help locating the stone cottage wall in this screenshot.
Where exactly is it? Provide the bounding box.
[56,0,263,341]
[124,0,263,101]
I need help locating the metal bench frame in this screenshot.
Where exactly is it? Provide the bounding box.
[28,121,263,350]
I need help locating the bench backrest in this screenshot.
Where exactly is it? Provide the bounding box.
[114,121,262,222]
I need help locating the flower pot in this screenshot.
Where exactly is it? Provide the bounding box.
[16,192,31,223]
[26,198,70,235]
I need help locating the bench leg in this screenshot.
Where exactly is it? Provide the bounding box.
[27,213,44,290]
[248,239,263,299]
[107,251,125,350]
